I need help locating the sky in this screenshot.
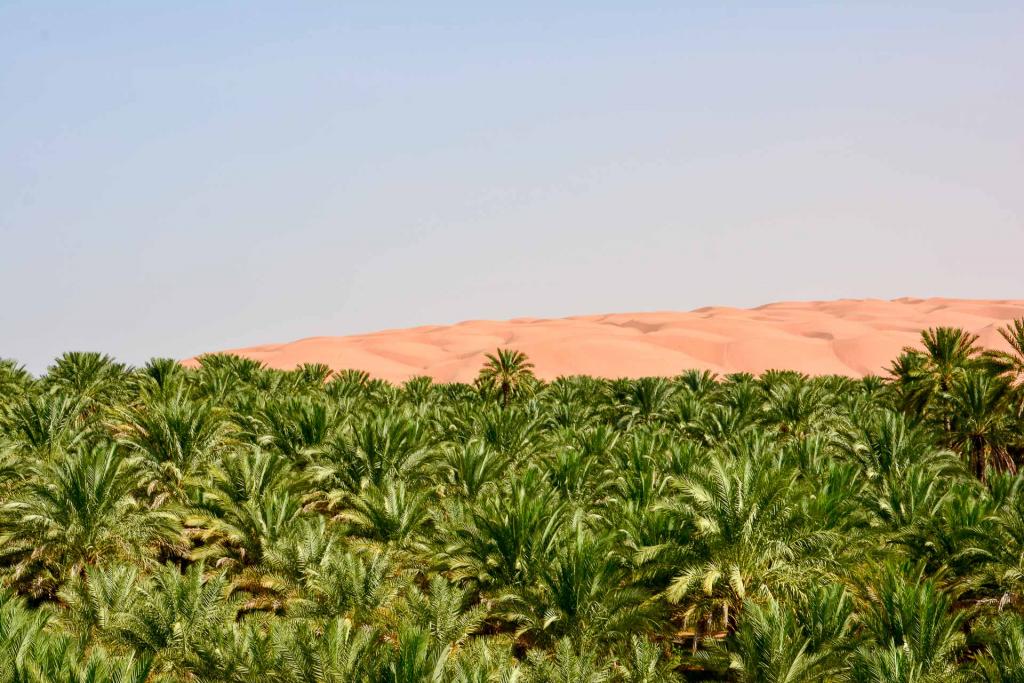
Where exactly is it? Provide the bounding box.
[2,2,1022,373]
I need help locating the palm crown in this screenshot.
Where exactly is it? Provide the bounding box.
[477,348,536,405]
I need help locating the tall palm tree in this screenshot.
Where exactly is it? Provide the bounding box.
[983,319,1024,389]
[918,327,981,389]
[890,327,980,427]
[983,318,1024,423]
[944,371,1017,478]
[477,349,535,406]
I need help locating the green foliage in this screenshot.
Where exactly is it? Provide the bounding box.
[0,322,1023,681]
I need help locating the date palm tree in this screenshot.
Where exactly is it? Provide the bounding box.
[983,319,1024,390]
[291,547,402,623]
[24,645,153,683]
[113,391,231,499]
[478,349,535,406]
[975,614,1024,683]
[0,589,50,679]
[258,395,345,462]
[445,468,567,593]
[891,327,980,428]
[272,616,382,682]
[524,637,611,683]
[665,454,829,637]
[0,359,33,400]
[114,562,235,678]
[858,564,966,680]
[1,394,87,457]
[341,480,432,553]
[944,371,1017,478]
[615,377,676,429]
[714,596,826,683]
[508,523,660,647]
[983,318,1024,424]
[615,635,679,683]
[447,639,524,683]
[42,351,130,404]
[403,576,488,652]
[0,445,182,598]
[312,413,432,504]
[442,440,508,499]
[56,564,142,650]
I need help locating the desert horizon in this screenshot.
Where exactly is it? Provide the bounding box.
[182,297,1024,382]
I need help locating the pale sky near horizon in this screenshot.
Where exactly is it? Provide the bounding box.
[2,2,1022,373]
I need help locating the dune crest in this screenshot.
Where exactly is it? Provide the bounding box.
[183,298,1024,381]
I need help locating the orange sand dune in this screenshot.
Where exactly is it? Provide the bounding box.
[183,298,1024,382]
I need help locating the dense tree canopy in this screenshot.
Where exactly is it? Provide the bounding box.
[1,324,1024,681]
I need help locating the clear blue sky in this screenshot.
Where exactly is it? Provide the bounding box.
[2,2,1022,372]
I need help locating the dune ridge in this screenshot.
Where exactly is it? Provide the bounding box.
[183,298,1024,382]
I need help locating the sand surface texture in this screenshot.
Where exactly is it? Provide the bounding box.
[184,298,1024,381]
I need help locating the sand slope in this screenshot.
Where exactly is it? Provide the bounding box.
[183,298,1024,382]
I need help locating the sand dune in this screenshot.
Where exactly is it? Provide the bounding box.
[183,298,1024,382]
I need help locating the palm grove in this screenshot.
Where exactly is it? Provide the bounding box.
[1,323,1024,682]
